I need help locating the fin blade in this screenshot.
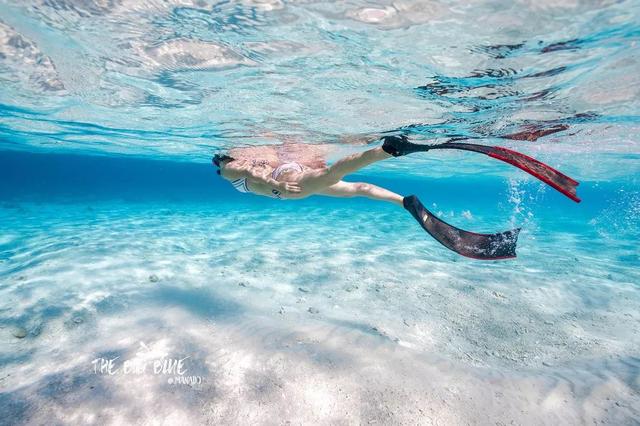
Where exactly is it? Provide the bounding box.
[435,142,581,203]
[404,196,519,260]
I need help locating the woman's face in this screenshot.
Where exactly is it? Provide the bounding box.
[213,155,233,171]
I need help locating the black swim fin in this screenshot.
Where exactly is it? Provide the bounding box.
[403,195,520,260]
[382,136,580,203]
[382,135,426,157]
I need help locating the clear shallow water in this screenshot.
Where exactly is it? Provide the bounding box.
[1,152,640,423]
[1,0,640,424]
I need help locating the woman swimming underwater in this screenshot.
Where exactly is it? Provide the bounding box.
[213,135,581,260]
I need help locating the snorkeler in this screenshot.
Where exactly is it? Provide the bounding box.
[213,136,580,260]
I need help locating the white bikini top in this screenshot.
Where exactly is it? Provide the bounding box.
[230,162,302,197]
[231,178,251,193]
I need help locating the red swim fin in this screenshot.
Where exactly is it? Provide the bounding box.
[403,195,520,260]
[429,142,581,203]
[500,124,569,141]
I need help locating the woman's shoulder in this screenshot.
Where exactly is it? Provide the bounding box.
[221,159,274,180]
[220,160,246,179]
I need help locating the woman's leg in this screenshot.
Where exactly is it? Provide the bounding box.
[300,147,392,193]
[277,142,331,167]
[319,181,404,206]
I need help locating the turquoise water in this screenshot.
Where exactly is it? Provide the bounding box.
[1,0,640,424]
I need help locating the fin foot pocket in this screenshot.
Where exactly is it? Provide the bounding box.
[381,135,430,157]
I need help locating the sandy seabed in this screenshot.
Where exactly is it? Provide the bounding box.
[0,200,639,425]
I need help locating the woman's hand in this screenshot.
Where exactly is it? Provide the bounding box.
[279,181,301,194]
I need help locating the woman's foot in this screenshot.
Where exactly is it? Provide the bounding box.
[381,135,424,157]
